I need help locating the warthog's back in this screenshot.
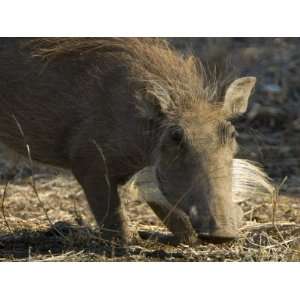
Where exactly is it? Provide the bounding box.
[0,38,144,172]
[0,38,83,165]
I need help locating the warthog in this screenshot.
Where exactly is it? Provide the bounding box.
[0,38,271,244]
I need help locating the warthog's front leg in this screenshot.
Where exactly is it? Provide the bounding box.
[74,168,129,244]
[70,151,130,245]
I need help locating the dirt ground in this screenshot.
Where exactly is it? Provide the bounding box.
[0,38,300,261]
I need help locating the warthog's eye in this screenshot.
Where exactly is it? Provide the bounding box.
[230,128,237,139]
[170,127,184,144]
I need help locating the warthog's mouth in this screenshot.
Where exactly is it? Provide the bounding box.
[123,159,274,243]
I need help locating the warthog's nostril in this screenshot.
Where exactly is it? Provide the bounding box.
[198,229,239,244]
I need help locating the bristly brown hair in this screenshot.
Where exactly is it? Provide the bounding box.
[29,38,220,117]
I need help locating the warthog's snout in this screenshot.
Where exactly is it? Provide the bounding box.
[189,216,240,243]
[188,194,242,243]
[197,228,239,243]
[199,234,237,244]
[125,167,244,244]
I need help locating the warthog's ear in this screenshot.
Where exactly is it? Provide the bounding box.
[223,77,256,118]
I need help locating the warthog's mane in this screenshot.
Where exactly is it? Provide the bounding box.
[232,159,275,203]
[29,38,220,117]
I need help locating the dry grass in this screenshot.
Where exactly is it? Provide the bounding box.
[0,170,299,262]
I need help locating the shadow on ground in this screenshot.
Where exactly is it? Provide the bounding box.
[0,221,186,261]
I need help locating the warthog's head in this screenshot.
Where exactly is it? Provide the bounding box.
[150,76,257,243]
